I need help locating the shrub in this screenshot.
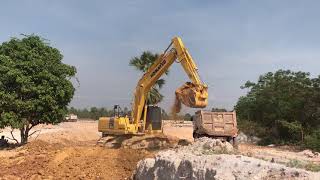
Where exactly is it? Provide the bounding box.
[304,130,320,152]
[275,120,302,142]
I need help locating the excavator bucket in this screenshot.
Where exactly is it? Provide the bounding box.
[174,82,208,112]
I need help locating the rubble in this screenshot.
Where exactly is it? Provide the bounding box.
[299,150,320,158]
[133,137,320,180]
[178,137,235,155]
[236,131,261,144]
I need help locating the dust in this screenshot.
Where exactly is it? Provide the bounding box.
[170,94,182,119]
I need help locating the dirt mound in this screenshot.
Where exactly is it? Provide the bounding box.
[133,138,320,180]
[0,139,154,179]
[97,134,189,150]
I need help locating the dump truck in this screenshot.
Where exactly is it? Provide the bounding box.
[192,110,238,145]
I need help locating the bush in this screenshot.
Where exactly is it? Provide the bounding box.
[305,162,320,172]
[275,120,302,142]
[304,130,320,152]
[237,119,267,137]
[258,136,277,146]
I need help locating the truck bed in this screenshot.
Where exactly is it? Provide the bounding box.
[193,111,238,137]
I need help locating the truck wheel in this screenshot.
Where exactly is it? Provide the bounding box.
[102,132,107,137]
[193,131,199,140]
[232,137,239,149]
[226,137,232,142]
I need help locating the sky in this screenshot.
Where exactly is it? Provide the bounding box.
[1,0,320,113]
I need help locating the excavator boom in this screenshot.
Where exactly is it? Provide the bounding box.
[98,37,208,135]
[131,37,208,127]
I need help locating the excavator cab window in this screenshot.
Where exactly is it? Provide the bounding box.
[113,105,122,117]
[113,105,130,118]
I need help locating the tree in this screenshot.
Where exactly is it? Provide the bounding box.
[235,70,320,145]
[211,107,227,112]
[0,35,76,144]
[183,113,192,121]
[90,107,99,119]
[129,51,168,105]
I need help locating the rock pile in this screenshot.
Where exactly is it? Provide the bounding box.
[236,131,261,144]
[178,137,235,155]
[133,137,320,180]
[299,149,320,158]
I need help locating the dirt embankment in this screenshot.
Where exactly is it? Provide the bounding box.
[0,121,154,179]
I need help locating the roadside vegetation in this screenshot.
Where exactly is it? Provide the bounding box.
[235,69,320,151]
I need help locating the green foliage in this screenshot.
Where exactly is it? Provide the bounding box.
[235,70,320,150]
[129,51,168,105]
[0,35,76,144]
[159,108,191,121]
[286,160,320,172]
[237,119,267,137]
[276,120,302,142]
[286,159,304,169]
[71,105,192,122]
[68,106,130,120]
[305,162,320,172]
[183,113,192,121]
[304,130,320,152]
[211,107,227,112]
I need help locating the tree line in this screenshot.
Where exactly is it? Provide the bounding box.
[235,69,320,151]
[68,106,197,121]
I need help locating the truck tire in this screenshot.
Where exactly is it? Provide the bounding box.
[226,137,232,142]
[193,131,200,139]
[102,132,107,137]
[232,137,239,149]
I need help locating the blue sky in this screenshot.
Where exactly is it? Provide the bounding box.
[1,0,320,113]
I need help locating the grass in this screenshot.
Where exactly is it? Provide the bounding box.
[286,159,320,172]
[286,159,304,169]
[305,162,320,172]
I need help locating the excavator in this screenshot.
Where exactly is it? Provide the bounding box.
[98,37,208,136]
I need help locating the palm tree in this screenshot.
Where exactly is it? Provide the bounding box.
[129,51,168,105]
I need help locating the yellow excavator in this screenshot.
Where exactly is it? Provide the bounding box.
[98,37,208,136]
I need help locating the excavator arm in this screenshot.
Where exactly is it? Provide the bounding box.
[131,37,208,128]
